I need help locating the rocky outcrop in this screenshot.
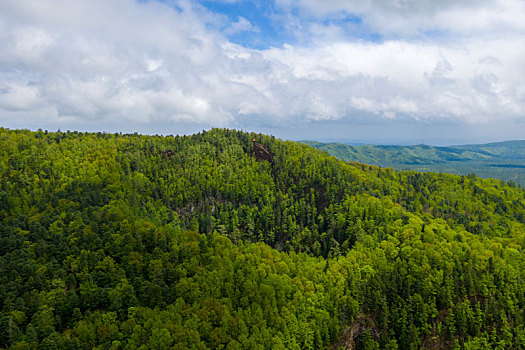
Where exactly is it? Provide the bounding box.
[252,140,273,163]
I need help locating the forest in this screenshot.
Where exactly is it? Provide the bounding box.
[1,127,525,349]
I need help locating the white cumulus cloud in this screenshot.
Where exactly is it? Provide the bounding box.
[0,0,524,140]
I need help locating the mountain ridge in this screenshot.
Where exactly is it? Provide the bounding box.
[1,127,524,349]
[301,139,525,185]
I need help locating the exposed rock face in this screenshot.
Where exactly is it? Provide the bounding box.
[336,315,379,350]
[252,140,273,163]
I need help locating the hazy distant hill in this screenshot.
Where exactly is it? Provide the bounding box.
[302,140,525,185]
[454,140,525,158]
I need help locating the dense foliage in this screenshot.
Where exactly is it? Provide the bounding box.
[1,127,525,349]
[302,140,525,186]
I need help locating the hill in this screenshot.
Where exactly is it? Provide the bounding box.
[1,128,525,349]
[301,140,525,186]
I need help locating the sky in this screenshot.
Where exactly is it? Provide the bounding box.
[1,0,525,145]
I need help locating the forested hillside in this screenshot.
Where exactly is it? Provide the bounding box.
[302,140,525,186]
[1,128,525,349]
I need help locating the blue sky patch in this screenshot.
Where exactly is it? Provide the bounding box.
[199,0,295,49]
[197,0,380,48]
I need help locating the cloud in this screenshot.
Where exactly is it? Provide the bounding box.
[0,0,524,139]
[0,0,231,127]
[277,0,525,38]
[224,17,259,35]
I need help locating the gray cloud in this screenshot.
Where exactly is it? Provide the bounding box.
[0,0,524,141]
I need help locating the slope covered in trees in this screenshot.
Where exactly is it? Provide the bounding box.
[1,127,525,349]
[301,140,525,186]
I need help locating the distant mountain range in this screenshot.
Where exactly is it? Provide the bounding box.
[301,140,525,186]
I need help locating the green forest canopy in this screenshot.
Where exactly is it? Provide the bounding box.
[1,127,525,349]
